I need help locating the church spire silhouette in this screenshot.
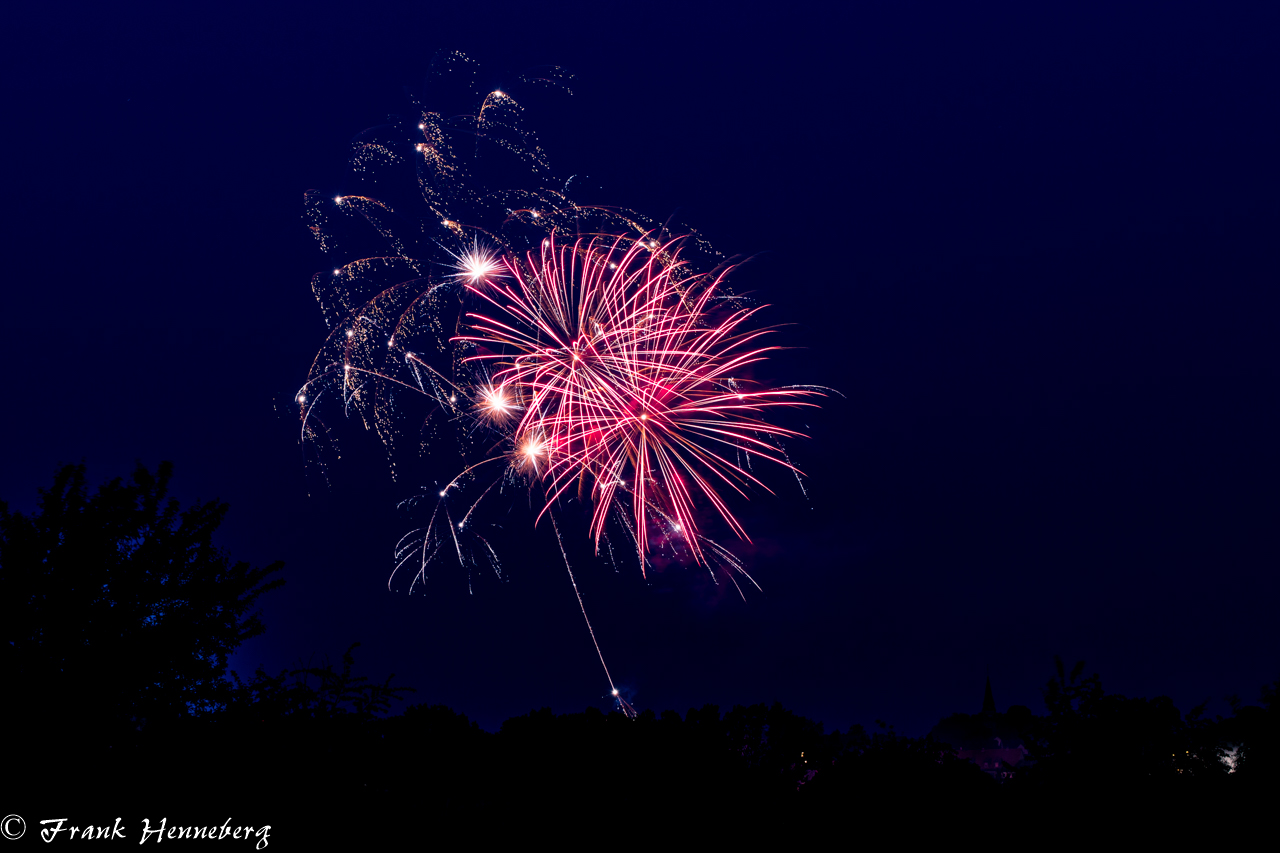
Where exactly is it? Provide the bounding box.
[982,671,997,715]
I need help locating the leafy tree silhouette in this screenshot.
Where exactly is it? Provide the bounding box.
[1223,677,1280,785]
[202,643,417,810]
[1,461,284,751]
[227,642,414,725]
[1026,656,1227,790]
[801,717,995,806]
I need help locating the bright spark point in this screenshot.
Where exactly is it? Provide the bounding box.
[449,239,503,284]
[450,395,457,403]
[346,329,353,338]
[477,386,513,421]
[334,196,343,204]
[333,269,340,275]
[297,395,306,403]
[418,123,425,129]
[439,490,447,497]
[611,689,619,696]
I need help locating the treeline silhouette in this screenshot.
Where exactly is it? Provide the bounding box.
[3,463,1275,835]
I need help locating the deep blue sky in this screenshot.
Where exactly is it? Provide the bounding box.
[3,2,1278,735]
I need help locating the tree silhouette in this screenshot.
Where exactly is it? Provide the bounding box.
[1,461,283,748]
[1026,656,1228,789]
[1223,678,1280,785]
[226,642,414,725]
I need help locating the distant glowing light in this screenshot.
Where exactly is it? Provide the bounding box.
[334,196,343,204]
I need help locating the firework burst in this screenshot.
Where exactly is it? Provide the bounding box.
[457,234,818,571]
[296,54,823,711]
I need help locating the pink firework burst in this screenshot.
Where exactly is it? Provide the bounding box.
[456,234,821,571]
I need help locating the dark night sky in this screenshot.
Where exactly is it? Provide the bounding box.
[3,2,1277,735]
